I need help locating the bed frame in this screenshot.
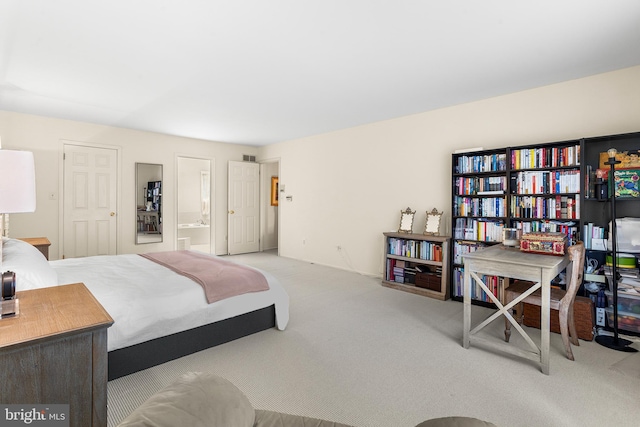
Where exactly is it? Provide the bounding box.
[108,305,276,380]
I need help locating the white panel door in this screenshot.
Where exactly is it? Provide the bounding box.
[228,161,259,255]
[63,144,117,258]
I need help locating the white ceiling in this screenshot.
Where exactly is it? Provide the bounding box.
[1,1,640,146]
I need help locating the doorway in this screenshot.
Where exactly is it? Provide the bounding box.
[177,156,212,253]
[260,160,279,252]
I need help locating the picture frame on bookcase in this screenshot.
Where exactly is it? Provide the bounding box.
[599,149,640,169]
[424,208,443,236]
[398,207,415,233]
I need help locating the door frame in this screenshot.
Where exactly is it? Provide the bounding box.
[259,158,280,254]
[59,140,122,258]
[175,154,215,253]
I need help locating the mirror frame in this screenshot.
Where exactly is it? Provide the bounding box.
[201,170,210,216]
[136,163,163,244]
[423,208,443,236]
[398,207,415,233]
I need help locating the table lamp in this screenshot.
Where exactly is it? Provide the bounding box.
[0,149,37,266]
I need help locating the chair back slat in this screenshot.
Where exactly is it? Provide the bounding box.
[564,241,585,302]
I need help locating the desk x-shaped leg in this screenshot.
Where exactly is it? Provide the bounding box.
[463,269,551,374]
[467,271,541,354]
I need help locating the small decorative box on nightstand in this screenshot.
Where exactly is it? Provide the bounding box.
[519,232,567,256]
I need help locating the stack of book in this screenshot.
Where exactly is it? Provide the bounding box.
[603,255,640,293]
[386,259,442,286]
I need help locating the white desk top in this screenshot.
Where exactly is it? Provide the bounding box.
[464,244,567,269]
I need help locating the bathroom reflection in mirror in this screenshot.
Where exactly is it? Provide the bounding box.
[136,163,163,244]
[398,207,415,233]
[423,208,443,236]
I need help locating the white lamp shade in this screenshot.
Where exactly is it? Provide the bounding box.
[0,150,36,213]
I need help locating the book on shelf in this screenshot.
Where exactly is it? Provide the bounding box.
[453,241,489,264]
[582,222,606,250]
[456,153,507,174]
[613,169,640,198]
[455,176,506,195]
[594,168,640,198]
[388,237,443,261]
[452,266,505,302]
[454,218,504,242]
[454,196,506,217]
[511,144,581,170]
[511,169,580,195]
[477,190,505,195]
[509,194,579,220]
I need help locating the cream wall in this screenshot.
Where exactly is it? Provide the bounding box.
[3,66,640,269]
[259,65,640,276]
[0,111,257,259]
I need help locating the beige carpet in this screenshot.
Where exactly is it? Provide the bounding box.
[609,352,640,379]
[107,251,640,427]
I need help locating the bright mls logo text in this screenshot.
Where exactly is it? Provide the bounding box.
[0,405,68,426]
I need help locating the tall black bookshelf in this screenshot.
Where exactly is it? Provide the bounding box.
[451,132,640,329]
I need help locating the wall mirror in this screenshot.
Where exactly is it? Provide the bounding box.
[424,208,443,236]
[398,207,415,233]
[136,163,163,244]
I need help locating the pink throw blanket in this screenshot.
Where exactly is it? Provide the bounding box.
[139,251,269,303]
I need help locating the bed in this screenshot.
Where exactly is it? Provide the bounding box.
[1,237,289,380]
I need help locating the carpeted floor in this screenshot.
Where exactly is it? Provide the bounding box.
[107,251,640,427]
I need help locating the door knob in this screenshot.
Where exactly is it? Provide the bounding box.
[229,210,235,214]
[110,212,116,216]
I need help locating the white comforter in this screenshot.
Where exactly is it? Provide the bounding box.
[49,253,289,351]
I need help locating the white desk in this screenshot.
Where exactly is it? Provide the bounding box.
[462,244,572,374]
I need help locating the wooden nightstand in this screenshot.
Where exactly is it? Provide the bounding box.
[0,283,114,427]
[17,237,51,260]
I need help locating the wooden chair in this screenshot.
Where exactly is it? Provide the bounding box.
[504,241,585,361]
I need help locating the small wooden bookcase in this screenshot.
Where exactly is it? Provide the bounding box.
[382,232,450,300]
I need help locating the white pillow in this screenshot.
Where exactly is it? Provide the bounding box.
[1,237,58,291]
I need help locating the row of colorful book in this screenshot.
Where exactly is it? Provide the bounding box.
[453,218,504,242]
[455,153,508,174]
[387,238,443,261]
[452,241,488,265]
[454,175,506,196]
[454,196,506,217]
[509,194,580,220]
[510,144,580,170]
[452,266,505,302]
[510,169,580,195]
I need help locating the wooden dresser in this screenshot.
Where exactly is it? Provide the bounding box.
[0,283,114,427]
